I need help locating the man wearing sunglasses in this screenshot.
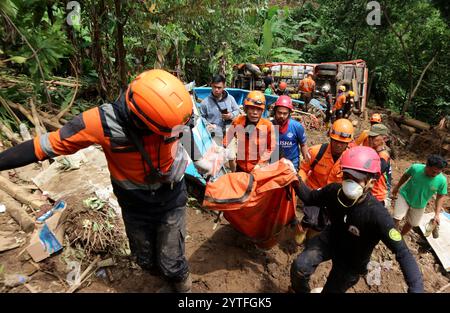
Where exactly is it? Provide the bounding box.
[295,119,355,245]
[224,90,276,173]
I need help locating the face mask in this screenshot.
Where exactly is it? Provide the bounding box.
[342,179,364,200]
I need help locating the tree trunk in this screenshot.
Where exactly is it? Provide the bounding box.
[393,116,431,131]
[366,70,376,104]
[90,0,108,99]
[0,175,46,211]
[114,0,127,91]
[400,53,438,116]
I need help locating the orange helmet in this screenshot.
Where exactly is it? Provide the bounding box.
[279,81,287,90]
[370,113,382,123]
[330,119,354,143]
[244,90,266,110]
[126,69,193,136]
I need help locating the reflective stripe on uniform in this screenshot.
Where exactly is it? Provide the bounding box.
[100,104,127,139]
[40,133,57,158]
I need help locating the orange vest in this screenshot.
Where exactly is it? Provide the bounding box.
[34,104,177,189]
[371,150,390,201]
[299,144,344,189]
[225,116,276,173]
[334,94,346,110]
[356,134,390,201]
[355,130,369,146]
[299,78,315,93]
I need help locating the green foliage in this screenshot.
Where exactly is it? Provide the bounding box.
[0,0,448,124]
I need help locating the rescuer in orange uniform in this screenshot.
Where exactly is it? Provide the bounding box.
[225,90,276,173]
[295,119,355,244]
[0,69,197,293]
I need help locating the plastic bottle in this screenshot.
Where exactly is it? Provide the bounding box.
[424,218,436,237]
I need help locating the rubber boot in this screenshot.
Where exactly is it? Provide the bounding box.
[157,273,192,293]
[173,273,192,293]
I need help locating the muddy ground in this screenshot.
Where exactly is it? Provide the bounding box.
[1,109,449,293]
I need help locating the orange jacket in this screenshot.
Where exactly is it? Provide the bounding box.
[33,104,177,190]
[355,130,369,146]
[355,133,390,201]
[334,94,346,110]
[371,150,390,201]
[225,115,276,173]
[299,78,316,93]
[298,144,344,189]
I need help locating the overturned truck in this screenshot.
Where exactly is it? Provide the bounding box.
[232,59,369,114]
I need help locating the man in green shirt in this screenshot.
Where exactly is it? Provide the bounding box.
[392,154,448,236]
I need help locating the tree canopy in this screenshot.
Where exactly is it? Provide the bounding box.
[0,0,449,126]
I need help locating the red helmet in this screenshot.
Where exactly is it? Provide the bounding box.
[274,95,294,111]
[341,146,381,178]
[279,81,287,90]
[126,69,193,136]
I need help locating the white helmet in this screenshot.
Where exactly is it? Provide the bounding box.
[307,71,314,76]
[321,85,330,92]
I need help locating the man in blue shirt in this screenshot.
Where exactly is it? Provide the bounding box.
[200,74,240,137]
[272,95,310,169]
[200,74,240,171]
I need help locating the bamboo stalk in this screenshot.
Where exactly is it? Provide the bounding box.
[55,60,79,120]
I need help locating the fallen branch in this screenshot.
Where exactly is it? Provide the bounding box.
[436,282,450,293]
[66,255,101,293]
[393,116,430,131]
[55,60,79,120]
[0,95,21,124]
[30,98,47,135]
[40,115,62,131]
[0,189,35,233]
[0,121,22,145]
[45,80,81,88]
[0,175,46,211]
[39,109,68,125]
[5,100,35,126]
[292,109,317,118]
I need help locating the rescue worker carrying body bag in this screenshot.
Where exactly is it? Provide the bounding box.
[0,69,211,293]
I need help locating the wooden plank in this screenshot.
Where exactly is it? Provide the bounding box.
[418,212,450,272]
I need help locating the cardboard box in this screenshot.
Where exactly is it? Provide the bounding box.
[26,201,67,262]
